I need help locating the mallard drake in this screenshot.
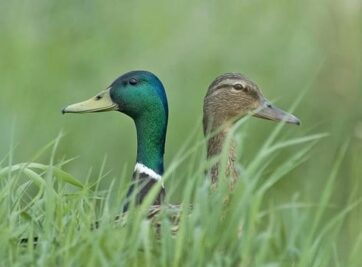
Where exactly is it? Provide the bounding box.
[62,70,168,209]
[19,71,168,245]
[203,73,300,187]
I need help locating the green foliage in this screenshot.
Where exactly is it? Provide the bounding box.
[0,128,361,266]
[0,0,361,266]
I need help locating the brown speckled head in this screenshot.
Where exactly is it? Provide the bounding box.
[203,73,300,134]
[203,73,300,186]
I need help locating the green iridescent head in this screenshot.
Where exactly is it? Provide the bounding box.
[63,70,168,174]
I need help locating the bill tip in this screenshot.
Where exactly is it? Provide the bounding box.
[291,116,301,126]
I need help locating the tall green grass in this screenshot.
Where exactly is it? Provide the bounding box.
[0,0,360,266]
[1,122,360,267]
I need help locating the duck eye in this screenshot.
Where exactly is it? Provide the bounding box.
[233,83,248,91]
[129,78,138,85]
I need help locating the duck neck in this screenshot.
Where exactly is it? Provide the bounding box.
[123,111,167,211]
[205,123,238,186]
[134,112,167,175]
[123,108,168,212]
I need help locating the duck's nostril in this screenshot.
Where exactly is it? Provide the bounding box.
[267,104,272,108]
[96,95,102,100]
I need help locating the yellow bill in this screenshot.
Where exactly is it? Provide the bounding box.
[62,89,118,114]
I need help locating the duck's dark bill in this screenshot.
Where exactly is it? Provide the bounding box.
[253,98,300,125]
[62,89,118,114]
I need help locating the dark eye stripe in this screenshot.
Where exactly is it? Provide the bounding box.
[213,82,232,90]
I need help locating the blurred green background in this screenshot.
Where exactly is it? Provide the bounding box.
[0,0,361,254]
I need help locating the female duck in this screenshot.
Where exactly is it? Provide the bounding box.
[62,71,168,208]
[203,73,300,186]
